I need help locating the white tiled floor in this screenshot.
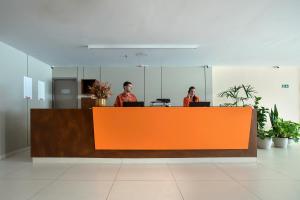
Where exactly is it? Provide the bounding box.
[59,164,119,181]
[1,144,300,200]
[117,164,173,181]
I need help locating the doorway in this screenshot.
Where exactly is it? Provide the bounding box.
[53,79,78,108]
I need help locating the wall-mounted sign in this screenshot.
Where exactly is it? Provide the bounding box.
[61,89,71,94]
[38,80,45,101]
[281,84,289,89]
[23,76,32,99]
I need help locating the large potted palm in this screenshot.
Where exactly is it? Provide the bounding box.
[218,84,256,106]
[254,97,272,149]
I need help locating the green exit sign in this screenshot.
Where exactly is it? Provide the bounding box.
[281,84,289,88]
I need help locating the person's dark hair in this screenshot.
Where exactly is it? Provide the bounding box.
[188,86,195,93]
[123,81,132,87]
[188,86,197,102]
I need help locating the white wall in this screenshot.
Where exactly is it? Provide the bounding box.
[0,42,27,158]
[28,56,53,109]
[212,66,300,124]
[145,67,161,106]
[52,66,212,107]
[27,56,52,145]
[0,42,52,158]
[162,67,212,106]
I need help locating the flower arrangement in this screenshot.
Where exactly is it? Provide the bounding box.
[89,80,112,99]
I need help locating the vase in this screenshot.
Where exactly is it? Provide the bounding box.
[273,137,288,148]
[95,98,106,107]
[257,137,272,149]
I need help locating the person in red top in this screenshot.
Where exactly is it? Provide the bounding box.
[183,86,200,107]
[114,81,138,107]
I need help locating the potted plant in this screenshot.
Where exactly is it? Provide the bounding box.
[269,105,300,148]
[218,84,256,106]
[269,105,289,148]
[269,105,284,148]
[257,130,273,149]
[271,119,289,148]
[89,80,112,106]
[254,96,271,149]
[285,121,300,144]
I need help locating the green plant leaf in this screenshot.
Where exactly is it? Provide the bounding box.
[218,84,256,107]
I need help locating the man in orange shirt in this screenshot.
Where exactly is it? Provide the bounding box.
[114,81,138,107]
[183,86,200,107]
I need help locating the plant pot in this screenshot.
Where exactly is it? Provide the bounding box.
[273,137,288,148]
[288,138,294,144]
[257,137,272,149]
[95,98,106,107]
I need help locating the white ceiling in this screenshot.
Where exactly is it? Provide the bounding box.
[0,0,299,67]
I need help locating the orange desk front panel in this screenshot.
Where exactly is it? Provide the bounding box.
[93,107,253,150]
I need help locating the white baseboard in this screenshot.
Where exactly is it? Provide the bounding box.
[0,147,30,160]
[32,157,122,164]
[32,157,257,164]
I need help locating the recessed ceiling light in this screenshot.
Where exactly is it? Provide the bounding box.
[87,44,199,49]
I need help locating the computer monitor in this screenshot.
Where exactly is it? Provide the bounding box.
[156,98,171,103]
[189,102,211,107]
[123,101,145,107]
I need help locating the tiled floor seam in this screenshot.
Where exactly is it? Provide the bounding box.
[25,164,74,200]
[0,163,31,179]
[166,163,185,200]
[105,160,123,200]
[258,163,297,180]
[214,163,264,200]
[24,179,57,200]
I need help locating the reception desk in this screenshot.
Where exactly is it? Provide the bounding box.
[31,107,256,158]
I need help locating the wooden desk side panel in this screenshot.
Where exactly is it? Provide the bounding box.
[31,109,95,157]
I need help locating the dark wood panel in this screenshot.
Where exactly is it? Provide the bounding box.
[31,109,95,157]
[31,109,257,158]
[81,97,96,109]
